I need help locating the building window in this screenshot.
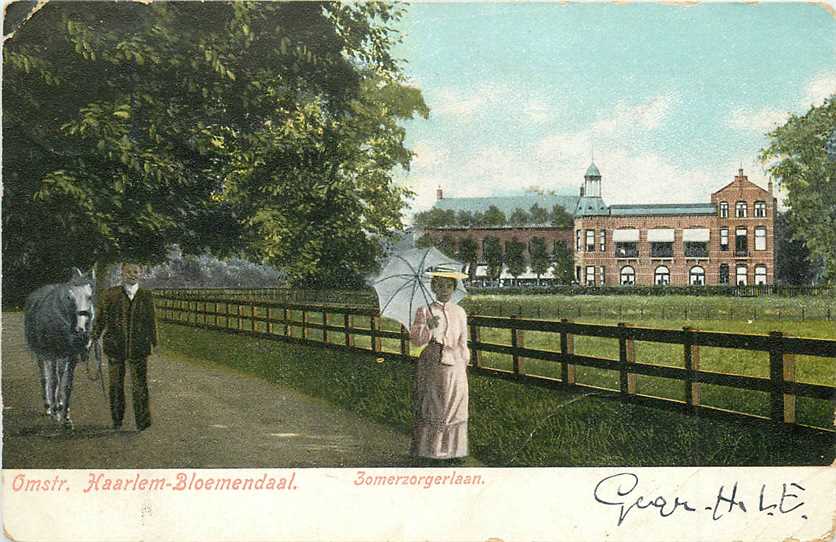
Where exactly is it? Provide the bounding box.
[735,227,748,256]
[720,228,729,251]
[586,230,595,252]
[736,264,748,286]
[719,202,729,218]
[689,266,705,286]
[755,226,766,251]
[599,229,606,252]
[620,266,635,285]
[575,266,581,283]
[755,265,767,285]
[651,242,673,258]
[735,201,748,218]
[615,242,638,258]
[600,266,606,286]
[654,265,670,285]
[719,264,729,285]
[754,201,767,218]
[684,241,708,258]
[576,230,581,252]
[585,266,595,286]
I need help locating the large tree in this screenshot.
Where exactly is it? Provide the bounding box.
[483,236,503,280]
[529,204,549,225]
[761,97,835,283]
[550,204,574,228]
[482,205,507,227]
[456,237,479,281]
[413,208,457,229]
[774,211,819,285]
[3,1,427,301]
[504,238,527,282]
[508,208,530,227]
[529,237,550,282]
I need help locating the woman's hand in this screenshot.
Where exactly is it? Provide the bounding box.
[427,315,440,329]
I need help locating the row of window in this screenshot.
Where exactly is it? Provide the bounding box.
[718,201,767,218]
[577,227,768,254]
[579,264,769,286]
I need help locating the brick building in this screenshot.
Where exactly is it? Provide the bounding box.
[421,163,776,286]
[574,165,776,286]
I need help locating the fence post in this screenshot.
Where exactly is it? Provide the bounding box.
[510,315,525,375]
[266,307,272,334]
[237,304,242,331]
[301,310,308,340]
[769,331,786,424]
[344,313,354,347]
[283,307,290,337]
[322,311,328,344]
[683,326,701,413]
[251,303,257,335]
[470,322,481,368]
[560,319,576,385]
[400,325,409,358]
[370,315,382,353]
[618,323,636,397]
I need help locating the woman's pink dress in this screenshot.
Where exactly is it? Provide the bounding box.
[409,302,470,459]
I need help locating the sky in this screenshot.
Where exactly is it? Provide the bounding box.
[391,2,836,219]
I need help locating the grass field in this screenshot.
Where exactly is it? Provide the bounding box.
[160,322,834,467]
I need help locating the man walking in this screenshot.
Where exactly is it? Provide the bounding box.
[92,263,158,431]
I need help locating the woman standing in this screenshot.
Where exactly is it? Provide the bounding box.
[409,270,470,463]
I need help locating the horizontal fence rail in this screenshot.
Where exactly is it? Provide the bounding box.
[153,291,836,434]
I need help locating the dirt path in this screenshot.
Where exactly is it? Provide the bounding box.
[2,312,417,468]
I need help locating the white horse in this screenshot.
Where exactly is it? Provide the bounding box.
[24,268,95,428]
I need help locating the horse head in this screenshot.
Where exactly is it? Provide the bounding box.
[66,267,96,352]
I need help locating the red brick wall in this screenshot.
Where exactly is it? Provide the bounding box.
[574,171,775,286]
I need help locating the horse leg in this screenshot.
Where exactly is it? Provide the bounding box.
[56,356,76,428]
[40,357,59,418]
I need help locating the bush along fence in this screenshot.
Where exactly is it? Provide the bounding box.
[154,292,836,434]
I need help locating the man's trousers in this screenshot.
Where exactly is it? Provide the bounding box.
[108,357,151,430]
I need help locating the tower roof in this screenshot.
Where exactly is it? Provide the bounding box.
[585,162,601,177]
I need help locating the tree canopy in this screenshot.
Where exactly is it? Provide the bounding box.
[3,1,428,300]
[761,97,835,284]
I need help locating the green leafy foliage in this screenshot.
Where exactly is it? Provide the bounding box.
[481,205,506,227]
[508,208,530,227]
[551,204,574,228]
[761,98,836,284]
[3,1,427,301]
[529,237,550,279]
[457,237,479,280]
[504,238,527,278]
[483,236,503,280]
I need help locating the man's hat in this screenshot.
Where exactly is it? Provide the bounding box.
[425,264,468,280]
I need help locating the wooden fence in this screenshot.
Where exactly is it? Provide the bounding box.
[154,292,836,433]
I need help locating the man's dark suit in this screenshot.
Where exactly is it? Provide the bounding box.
[92,286,158,430]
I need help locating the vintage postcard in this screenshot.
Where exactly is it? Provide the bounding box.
[2,1,834,541]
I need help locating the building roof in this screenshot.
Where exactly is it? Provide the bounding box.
[608,203,716,216]
[585,162,601,177]
[574,195,609,216]
[433,194,580,220]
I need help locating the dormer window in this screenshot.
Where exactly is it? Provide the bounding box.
[754,201,766,218]
[719,202,728,218]
[735,201,748,218]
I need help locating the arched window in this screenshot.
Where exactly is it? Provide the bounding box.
[754,201,767,218]
[654,265,670,286]
[719,264,729,285]
[736,264,748,286]
[755,265,767,285]
[755,226,767,251]
[689,266,705,286]
[620,266,635,286]
[735,201,748,218]
[719,202,729,218]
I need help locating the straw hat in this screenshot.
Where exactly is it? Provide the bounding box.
[426,265,468,280]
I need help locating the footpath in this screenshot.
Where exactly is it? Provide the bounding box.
[2,312,414,468]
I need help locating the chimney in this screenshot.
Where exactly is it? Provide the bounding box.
[736,168,746,181]
[768,178,773,195]
[436,186,443,201]
[579,184,585,197]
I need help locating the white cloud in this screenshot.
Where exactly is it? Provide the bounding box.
[429,83,513,119]
[802,72,836,108]
[728,108,790,133]
[410,140,450,170]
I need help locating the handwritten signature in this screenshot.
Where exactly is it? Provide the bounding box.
[593,472,807,526]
